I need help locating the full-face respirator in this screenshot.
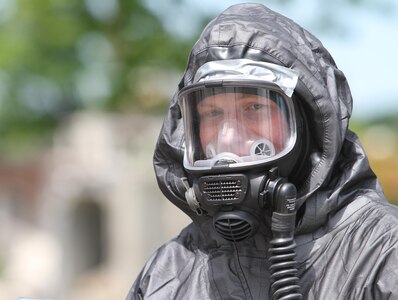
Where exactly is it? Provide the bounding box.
[179,59,304,299]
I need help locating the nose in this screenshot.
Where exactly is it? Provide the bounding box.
[216,119,249,155]
[219,120,241,143]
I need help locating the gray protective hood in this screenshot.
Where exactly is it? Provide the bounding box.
[129,4,398,300]
[153,3,381,234]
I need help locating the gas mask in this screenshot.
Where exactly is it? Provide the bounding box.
[179,59,302,243]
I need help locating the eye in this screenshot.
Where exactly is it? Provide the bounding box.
[200,109,223,119]
[208,109,223,117]
[247,103,266,111]
[245,102,270,113]
[243,102,272,121]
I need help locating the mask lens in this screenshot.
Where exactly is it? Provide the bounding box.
[180,85,297,170]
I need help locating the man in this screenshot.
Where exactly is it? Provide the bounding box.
[127,3,398,299]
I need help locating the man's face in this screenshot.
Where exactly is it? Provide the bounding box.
[197,92,289,157]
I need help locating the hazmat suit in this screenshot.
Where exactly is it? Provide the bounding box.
[127,3,398,299]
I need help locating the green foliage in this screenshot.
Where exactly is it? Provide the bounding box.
[351,116,398,203]
[0,0,195,159]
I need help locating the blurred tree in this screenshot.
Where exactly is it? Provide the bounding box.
[351,116,398,204]
[0,0,195,159]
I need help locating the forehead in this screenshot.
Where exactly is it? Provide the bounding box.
[198,92,273,106]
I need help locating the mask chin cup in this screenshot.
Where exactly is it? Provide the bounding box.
[206,152,243,166]
[206,138,276,161]
[213,210,259,242]
[206,144,244,162]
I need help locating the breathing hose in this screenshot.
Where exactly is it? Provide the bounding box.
[267,171,302,300]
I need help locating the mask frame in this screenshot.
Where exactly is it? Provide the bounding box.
[179,59,299,175]
[179,81,298,174]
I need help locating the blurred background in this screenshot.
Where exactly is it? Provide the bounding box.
[0,0,397,299]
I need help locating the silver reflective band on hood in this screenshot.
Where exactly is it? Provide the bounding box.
[178,59,299,172]
[193,59,299,97]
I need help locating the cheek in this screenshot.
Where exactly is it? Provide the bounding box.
[199,123,214,148]
[270,115,288,150]
[250,115,288,150]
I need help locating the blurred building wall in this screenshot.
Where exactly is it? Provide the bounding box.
[0,111,190,300]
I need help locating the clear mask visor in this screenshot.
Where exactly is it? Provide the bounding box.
[180,86,297,170]
[179,59,298,172]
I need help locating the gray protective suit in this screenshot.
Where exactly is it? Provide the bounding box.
[127,3,398,299]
